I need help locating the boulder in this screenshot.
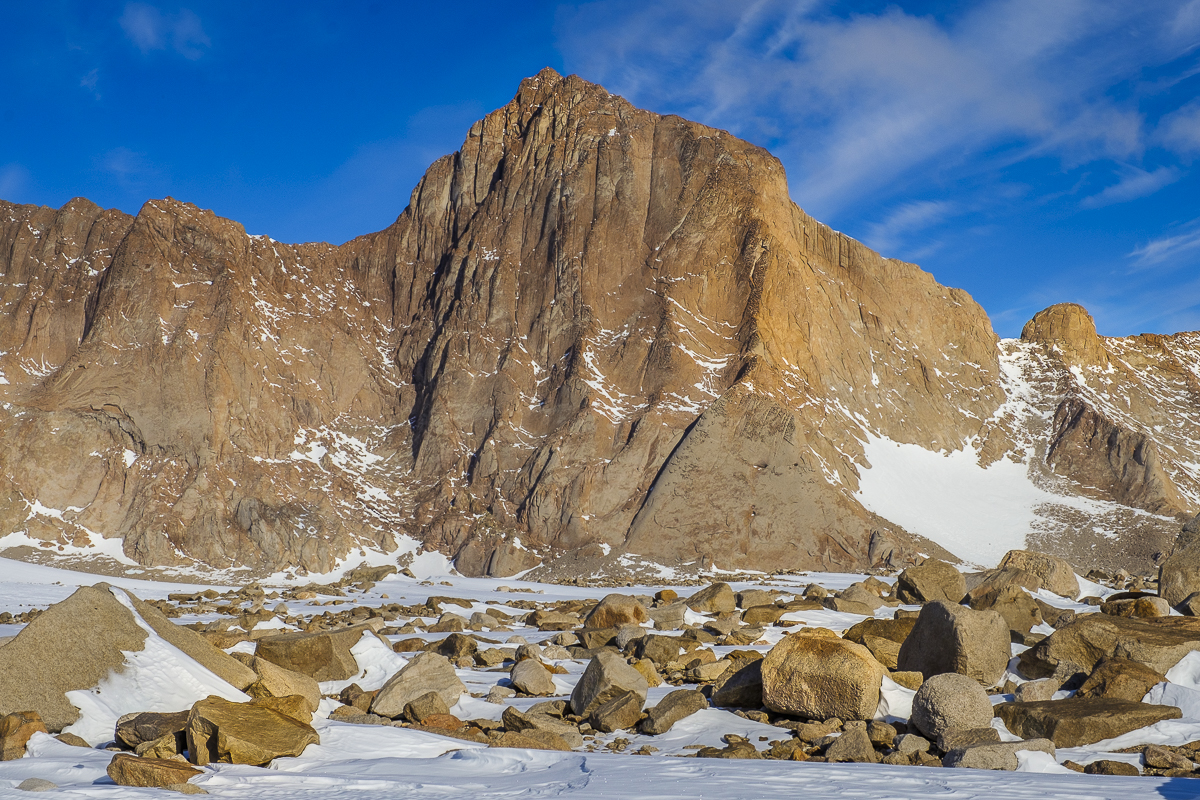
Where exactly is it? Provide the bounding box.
[943,739,1055,770]
[577,628,619,650]
[0,585,254,732]
[569,651,649,718]
[1033,598,1076,629]
[434,633,479,661]
[1101,596,1171,618]
[634,634,688,666]
[242,657,321,712]
[711,658,764,708]
[646,601,687,631]
[490,730,572,751]
[584,594,649,629]
[106,753,203,788]
[499,707,582,748]
[1013,678,1059,703]
[510,659,556,697]
[255,624,379,681]
[529,611,579,632]
[965,568,1043,607]
[589,690,644,733]
[402,691,450,723]
[895,559,966,604]
[995,698,1182,747]
[860,635,901,669]
[1075,657,1167,702]
[741,605,784,626]
[896,601,1009,685]
[970,585,1041,635]
[696,741,763,759]
[737,590,776,609]
[186,696,319,765]
[842,617,917,647]
[1159,544,1200,608]
[824,727,879,763]
[1144,743,1195,771]
[641,689,708,735]
[249,695,311,725]
[1017,614,1200,681]
[370,652,466,719]
[115,710,190,751]
[0,711,48,760]
[1085,760,1140,776]
[686,583,736,614]
[937,726,1001,752]
[615,625,647,650]
[761,633,884,721]
[998,550,1079,599]
[910,673,994,741]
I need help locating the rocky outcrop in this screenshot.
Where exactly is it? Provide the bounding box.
[0,71,1195,578]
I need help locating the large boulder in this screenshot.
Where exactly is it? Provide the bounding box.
[910,673,994,740]
[896,601,1009,685]
[115,710,190,752]
[510,659,556,697]
[1075,657,1167,702]
[686,583,736,614]
[1159,544,1200,608]
[646,601,687,631]
[842,617,917,647]
[107,753,203,789]
[570,651,649,718]
[501,707,583,748]
[641,689,708,735]
[0,584,254,732]
[761,632,884,721]
[187,696,319,766]
[895,559,966,604]
[1017,614,1200,681]
[995,698,1182,747]
[370,652,466,719]
[971,585,1042,635]
[635,634,689,666]
[584,595,649,629]
[965,568,1043,607]
[710,658,764,708]
[998,550,1079,599]
[254,624,379,681]
[589,691,644,733]
[240,656,321,712]
[942,739,1055,770]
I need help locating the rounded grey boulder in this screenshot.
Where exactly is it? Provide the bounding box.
[910,672,994,740]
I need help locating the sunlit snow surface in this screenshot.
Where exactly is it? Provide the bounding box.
[1,559,1199,798]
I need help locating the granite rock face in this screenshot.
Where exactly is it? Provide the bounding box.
[0,70,1195,578]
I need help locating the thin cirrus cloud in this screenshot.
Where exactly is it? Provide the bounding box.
[556,1,1191,216]
[119,4,210,60]
[864,200,956,255]
[1081,165,1183,209]
[1130,219,1200,267]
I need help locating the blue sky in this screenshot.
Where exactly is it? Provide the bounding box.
[2,1,1198,337]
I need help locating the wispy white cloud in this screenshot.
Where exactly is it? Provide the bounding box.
[1159,99,1200,156]
[1130,219,1200,267]
[1081,165,1181,208]
[120,4,210,60]
[557,1,1197,219]
[864,200,955,255]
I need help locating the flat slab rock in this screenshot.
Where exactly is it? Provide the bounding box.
[995,697,1182,748]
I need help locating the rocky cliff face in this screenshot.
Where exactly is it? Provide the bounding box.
[0,70,1195,578]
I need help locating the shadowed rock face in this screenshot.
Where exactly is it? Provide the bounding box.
[0,70,1195,577]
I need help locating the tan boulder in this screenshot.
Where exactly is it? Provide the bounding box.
[583,594,649,629]
[241,656,321,712]
[510,658,556,697]
[569,651,649,718]
[896,559,966,604]
[254,624,378,681]
[116,710,190,752]
[0,711,48,760]
[896,601,1009,685]
[370,652,466,719]
[686,583,736,614]
[996,698,1181,748]
[107,753,203,789]
[1018,614,1200,680]
[0,585,253,732]
[998,550,1079,599]
[761,632,884,721]
[1075,656,1168,702]
[186,696,319,766]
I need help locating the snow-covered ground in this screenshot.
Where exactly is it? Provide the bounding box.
[1,558,1198,799]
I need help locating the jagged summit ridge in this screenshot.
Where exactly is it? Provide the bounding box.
[0,70,1195,578]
